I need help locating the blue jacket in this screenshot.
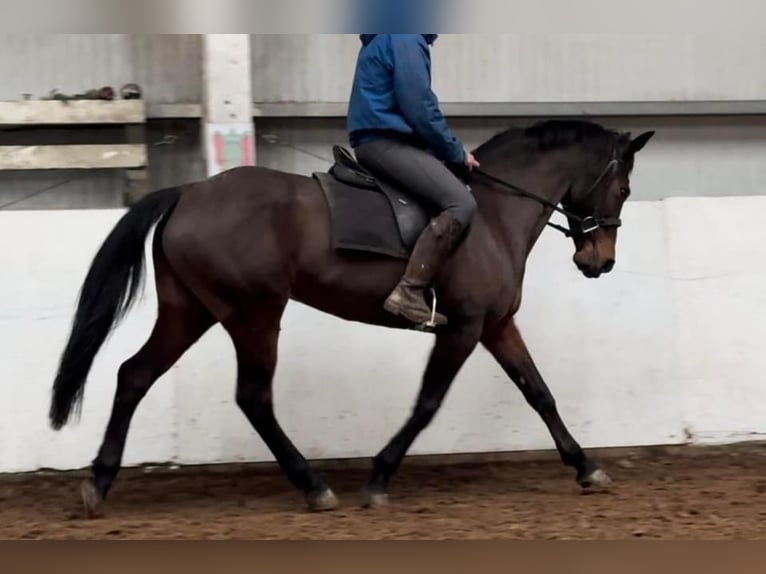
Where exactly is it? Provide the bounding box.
[347,34,466,166]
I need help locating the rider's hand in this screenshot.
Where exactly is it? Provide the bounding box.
[465,152,481,171]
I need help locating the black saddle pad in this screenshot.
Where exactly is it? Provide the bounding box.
[313,147,431,260]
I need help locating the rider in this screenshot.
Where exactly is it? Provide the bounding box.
[347,34,481,328]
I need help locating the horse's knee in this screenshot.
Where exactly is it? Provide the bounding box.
[235,379,272,415]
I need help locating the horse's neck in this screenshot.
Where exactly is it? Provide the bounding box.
[473,152,574,259]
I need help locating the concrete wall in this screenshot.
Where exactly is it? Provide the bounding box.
[1,195,765,473]
[0,34,201,107]
[251,34,766,103]
[3,34,763,107]
[1,33,765,210]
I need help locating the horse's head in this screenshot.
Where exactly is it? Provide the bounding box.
[473,120,655,277]
[565,130,655,278]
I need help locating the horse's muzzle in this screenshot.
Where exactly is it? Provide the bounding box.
[575,258,615,279]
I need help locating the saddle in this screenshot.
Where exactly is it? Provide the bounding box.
[313,146,431,260]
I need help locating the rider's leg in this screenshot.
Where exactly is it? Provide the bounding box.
[355,139,476,326]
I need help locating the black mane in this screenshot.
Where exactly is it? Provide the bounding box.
[477,119,619,154]
[525,120,618,150]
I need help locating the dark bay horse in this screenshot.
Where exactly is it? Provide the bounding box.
[49,119,654,515]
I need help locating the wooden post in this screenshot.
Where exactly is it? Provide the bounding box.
[202,34,255,178]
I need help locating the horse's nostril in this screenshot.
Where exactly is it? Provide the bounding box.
[602,259,615,273]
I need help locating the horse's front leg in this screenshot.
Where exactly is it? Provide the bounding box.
[483,319,612,490]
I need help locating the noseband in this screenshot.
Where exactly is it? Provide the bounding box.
[474,152,624,238]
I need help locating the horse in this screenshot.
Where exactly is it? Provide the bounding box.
[48,119,654,515]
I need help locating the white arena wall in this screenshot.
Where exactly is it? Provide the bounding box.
[1,194,765,474]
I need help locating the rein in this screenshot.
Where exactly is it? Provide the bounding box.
[473,157,623,238]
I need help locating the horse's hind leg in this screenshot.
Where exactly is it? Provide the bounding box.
[82,276,215,516]
[224,297,338,512]
[364,323,482,507]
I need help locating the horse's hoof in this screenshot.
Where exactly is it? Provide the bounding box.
[307,488,339,512]
[363,489,389,509]
[579,468,613,491]
[80,480,103,518]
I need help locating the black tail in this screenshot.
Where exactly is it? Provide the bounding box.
[49,188,181,430]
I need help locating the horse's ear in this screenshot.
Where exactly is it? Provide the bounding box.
[625,131,655,157]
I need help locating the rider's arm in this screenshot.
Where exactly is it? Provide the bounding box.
[390,35,467,166]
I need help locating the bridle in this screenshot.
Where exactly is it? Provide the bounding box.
[473,150,624,238]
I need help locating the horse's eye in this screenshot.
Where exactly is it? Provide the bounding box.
[620,186,631,199]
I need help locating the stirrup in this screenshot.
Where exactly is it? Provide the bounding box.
[385,286,446,332]
[423,288,440,329]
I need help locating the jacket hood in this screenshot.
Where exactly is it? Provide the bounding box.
[359,34,438,46]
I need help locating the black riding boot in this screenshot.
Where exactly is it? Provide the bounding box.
[383,212,465,328]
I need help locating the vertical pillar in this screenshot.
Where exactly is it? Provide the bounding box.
[202,34,255,177]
